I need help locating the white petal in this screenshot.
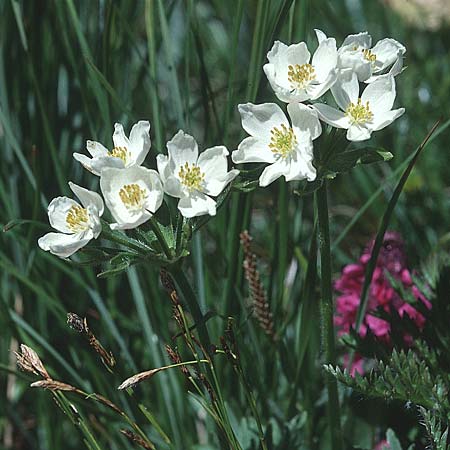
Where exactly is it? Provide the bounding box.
[287,103,322,140]
[285,151,316,182]
[274,86,311,103]
[259,160,289,187]
[305,69,337,100]
[285,42,311,66]
[86,140,109,158]
[47,197,81,233]
[266,40,289,65]
[389,54,404,77]
[73,153,101,176]
[315,29,328,44]
[203,170,239,197]
[331,69,359,110]
[166,130,199,169]
[86,207,102,238]
[361,75,395,115]
[312,38,337,82]
[38,231,92,258]
[69,182,104,216]
[112,123,131,149]
[109,212,153,231]
[89,156,125,175]
[178,193,217,218]
[371,108,405,131]
[128,120,151,166]
[143,171,164,214]
[197,146,229,181]
[346,124,372,141]
[232,137,276,164]
[338,50,372,81]
[156,154,170,183]
[238,103,288,141]
[371,38,406,71]
[342,32,372,49]
[365,53,404,83]
[163,175,184,198]
[312,104,350,129]
[197,146,239,196]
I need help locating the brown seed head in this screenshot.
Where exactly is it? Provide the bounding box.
[15,344,50,379]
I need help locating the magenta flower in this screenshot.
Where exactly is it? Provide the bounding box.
[334,231,431,374]
[374,440,390,450]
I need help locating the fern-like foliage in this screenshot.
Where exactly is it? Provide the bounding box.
[419,407,449,450]
[325,347,449,418]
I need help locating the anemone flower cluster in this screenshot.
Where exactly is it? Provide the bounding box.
[39,29,406,259]
[232,29,405,187]
[39,122,239,257]
[334,232,431,375]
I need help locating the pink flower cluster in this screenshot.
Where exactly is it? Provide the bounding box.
[334,232,431,374]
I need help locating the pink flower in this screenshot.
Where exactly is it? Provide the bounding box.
[374,440,390,450]
[334,231,430,374]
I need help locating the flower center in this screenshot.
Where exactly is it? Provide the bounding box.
[269,124,297,158]
[119,183,147,210]
[345,98,373,124]
[109,146,129,164]
[178,162,205,191]
[66,205,89,232]
[362,48,377,63]
[287,63,316,89]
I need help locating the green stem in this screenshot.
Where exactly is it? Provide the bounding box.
[101,224,149,254]
[169,265,211,352]
[148,218,173,259]
[316,181,343,450]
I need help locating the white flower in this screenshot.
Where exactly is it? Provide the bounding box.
[73,121,151,176]
[38,182,104,258]
[156,131,239,218]
[100,166,164,230]
[312,71,405,142]
[315,29,405,83]
[232,102,321,187]
[263,38,338,103]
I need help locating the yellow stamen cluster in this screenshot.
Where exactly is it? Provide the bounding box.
[362,48,377,63]
[178,162,205,191]
[287,63,316,89]
[269,124,297,158]
[119,184,147,210]
[110,146,129,163]
[345,98,373,124]
[66,205,89,232]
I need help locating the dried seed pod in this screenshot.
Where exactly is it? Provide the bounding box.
[31,380,80,392]
[15,344,50,379]
[67,313,115,368]
[240,231,277,341]
[120,429,155,450]
[118,369,163,390]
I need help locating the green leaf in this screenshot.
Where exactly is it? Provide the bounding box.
[354,120,441,333]
[386,429,403,450]
[232,179,259,193]
[325,147,393,174]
